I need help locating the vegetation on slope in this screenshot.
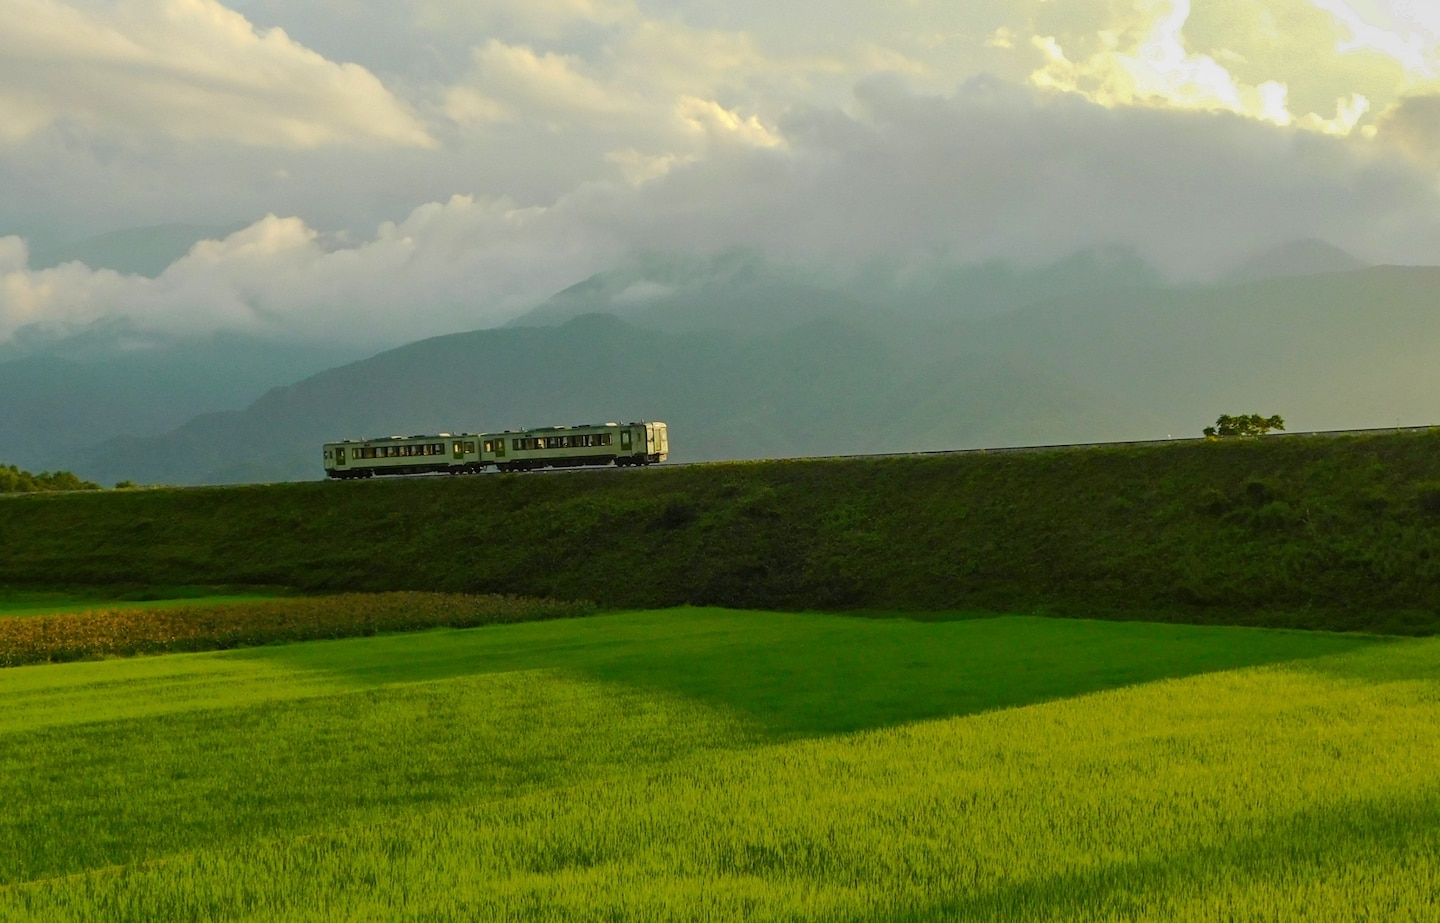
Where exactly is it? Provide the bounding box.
[0,610,1432,920]
[0,464,98,493]
[0,592,592,666]
[6,429,1440,632]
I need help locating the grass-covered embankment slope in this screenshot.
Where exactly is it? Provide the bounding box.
[6,429,1440,631]
[0,610,1433,920]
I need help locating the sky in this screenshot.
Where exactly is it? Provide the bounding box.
[4,0,1440,348]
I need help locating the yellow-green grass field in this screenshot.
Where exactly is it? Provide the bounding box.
[1,608,1436,921]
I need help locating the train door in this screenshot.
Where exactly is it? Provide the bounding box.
[336,447,347,466]
[621,429,633,453]
[493,437,506,459]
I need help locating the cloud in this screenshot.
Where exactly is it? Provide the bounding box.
[1372,92,1440,164]
[8,76,1440,351]
[445,40,628,124]
[0,198,627,346]
[413,0,637,40]
[0,0,432,148]
[1308,0,1440,77]
[1025,0,1376,135]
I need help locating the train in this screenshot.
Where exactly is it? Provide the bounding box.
[322,421,669,479]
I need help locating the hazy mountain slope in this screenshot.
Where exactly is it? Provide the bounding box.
[511,250,889,334]
[942,266,1440,433]
[0,334,359,472]
[510,248,1162,334]
[1223,239,1368,284]
[66,315,1128,485]
[60,265,1440,486]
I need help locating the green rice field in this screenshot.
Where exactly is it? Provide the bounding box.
[2,607,1436,921]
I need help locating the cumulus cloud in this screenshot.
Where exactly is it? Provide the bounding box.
[7,1,1440,355]
[445,40,628,124]
[0,0,432,148]
[8,77,1440,350]
[0,199,626,346]
[1372,92,1440,164]
[1027,0,1375,135]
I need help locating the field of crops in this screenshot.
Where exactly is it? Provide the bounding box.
[2,607,1435,920]
[0,592,593,665]
[0,591,282,619]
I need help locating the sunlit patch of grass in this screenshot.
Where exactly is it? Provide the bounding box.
[0,609,1434,921]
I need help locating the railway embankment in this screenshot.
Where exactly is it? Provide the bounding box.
[5,429,1440,634]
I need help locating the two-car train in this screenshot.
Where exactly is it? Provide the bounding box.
[323,421,668,479]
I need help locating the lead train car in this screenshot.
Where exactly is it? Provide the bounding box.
[323,421,668,479]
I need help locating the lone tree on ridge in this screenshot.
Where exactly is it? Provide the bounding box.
[1203,414,1285,438]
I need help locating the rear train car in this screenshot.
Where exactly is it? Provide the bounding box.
[323,434,482,479]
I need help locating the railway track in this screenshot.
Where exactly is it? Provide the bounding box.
[7,424,1437,496]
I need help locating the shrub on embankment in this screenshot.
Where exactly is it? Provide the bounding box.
[6,430,1440,633]
[0,593,593,666]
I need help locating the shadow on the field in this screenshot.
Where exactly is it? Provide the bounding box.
[237,608,1385,738]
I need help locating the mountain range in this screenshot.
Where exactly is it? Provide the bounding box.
[9,238,1439,486]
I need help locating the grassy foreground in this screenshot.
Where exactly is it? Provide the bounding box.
[2,608,1435,921]
[7,430,1440,631]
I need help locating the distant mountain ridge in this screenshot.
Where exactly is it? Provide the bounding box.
[0,330,359,472]
[57,264,1440,486]
[509,247,1163,334]
[1223,239,1369,284]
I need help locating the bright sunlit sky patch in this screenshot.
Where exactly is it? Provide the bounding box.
[4,0,1440,346]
